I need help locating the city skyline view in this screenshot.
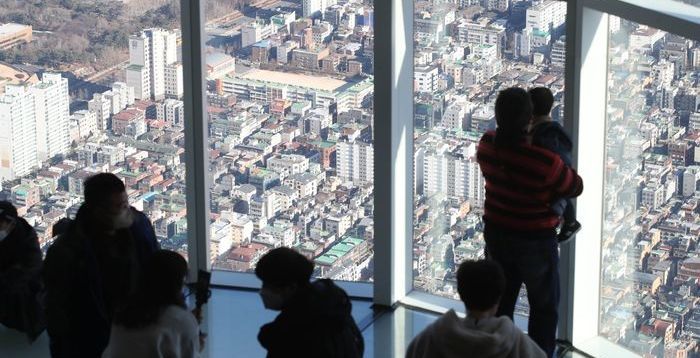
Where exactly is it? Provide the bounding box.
[0,0,376,282]
[1,0,700,356]
[411,0,566,323]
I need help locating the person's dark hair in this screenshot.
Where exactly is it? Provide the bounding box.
[456,260,506,311]
[529,87,554,116]
[0,201,18,222]
[494,87,532,146]
[114,250,188,329]
[255,247,314,286]
[52,218,73,237]
[83,173,126,206]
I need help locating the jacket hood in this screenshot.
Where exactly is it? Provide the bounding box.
[426,310,518,358]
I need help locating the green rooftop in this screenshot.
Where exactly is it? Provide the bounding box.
[315,236,363,266]
[127,64,144,71]
[311,140,336,149]
[532,29,550,37]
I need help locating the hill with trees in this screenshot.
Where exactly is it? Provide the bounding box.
[0,0,243,71]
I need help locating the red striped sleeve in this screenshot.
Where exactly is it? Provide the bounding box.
[477,131,584,231]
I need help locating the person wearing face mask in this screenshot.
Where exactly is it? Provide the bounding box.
[44,173,160,358]
[0,201,45,341]
[255,247,364,358]
[102,250,204,358]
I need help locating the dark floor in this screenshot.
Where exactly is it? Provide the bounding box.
[0,287,590,358]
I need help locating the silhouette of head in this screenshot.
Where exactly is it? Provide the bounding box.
[529,87,554,117]
[457,260,506,314]
[83,173,133,230]
[494,87,533,145]
[255,247,314,310]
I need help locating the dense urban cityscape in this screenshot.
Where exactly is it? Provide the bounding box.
[0,0,699,356]
[409,1,700,357]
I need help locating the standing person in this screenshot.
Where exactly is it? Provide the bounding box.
[0,201,45,341]
[255,247,364,358]
[44,173,160,358]
[528,87,581,243]
[102,250,203,358]
[406,260,546,358]
[476,87,583,357]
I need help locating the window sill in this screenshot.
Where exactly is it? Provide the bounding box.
[576,336,642,358]
[210,270,373,299]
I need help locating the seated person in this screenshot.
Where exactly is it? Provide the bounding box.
[0,201,45,341]
[406,260,546,358]
[255,247,364,358]
[102,250,203,358]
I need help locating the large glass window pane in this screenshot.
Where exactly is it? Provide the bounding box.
[621,0,700,9]
[669,0,700,5]
[412,0,567,311]
[205,0,375,283]
[0,1,188,257]
[601,17,700,356]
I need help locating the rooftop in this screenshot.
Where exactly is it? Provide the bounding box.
[0,23,31,36]
[0,62,37,93]
[233,69,348,92]
[316,236,364,266]
[207,52,235,67]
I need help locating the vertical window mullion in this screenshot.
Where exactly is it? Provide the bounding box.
[181,0,211,278]
[559,0,583,343]
[571,6,609,347]
[374,0,414,306]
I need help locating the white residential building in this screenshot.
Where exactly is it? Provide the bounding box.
[485,0,509,12]
[683,166,700,197]
[457,18,506,55]
[526,0,566,33]
[0,73,70,180]
[336,140,374,185]
[31,73,70,162]
[283,173,319,199]
[241,20,275,48]
[415,66,438,93]
[164,63,183,99]
[88,82,135,131]
[422,145,476,200]
[127,28,179,100]
[229,212,254,244]
[126,32,150,100]
[303,0,337,17]
[0,85,37,180]
[525,0,566,47]
[210,219,233,259]
[111,82,135,110]
[442,101,471,131]
[157,99,185,128]
[267,154,310,181]
[71,110,98,139]
[690,112,700,133]
[88,93,111,131]
[551,36,566,67]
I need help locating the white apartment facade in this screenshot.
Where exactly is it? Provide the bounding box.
[0,73,70,181]
[336,140,374,185]
[127,28,179,100]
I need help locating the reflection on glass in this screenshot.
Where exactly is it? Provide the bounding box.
[600,16,700,356]
[205,0,375,282]
[412,0,567,317]
[0,1,188,257]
